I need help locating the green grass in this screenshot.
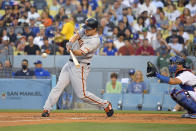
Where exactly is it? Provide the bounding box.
[0,109,184,114]
[0,123,196,131]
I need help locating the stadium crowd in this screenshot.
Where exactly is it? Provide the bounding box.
[0,0,195,76]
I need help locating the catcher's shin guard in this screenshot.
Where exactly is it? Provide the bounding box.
[170,89,196,114]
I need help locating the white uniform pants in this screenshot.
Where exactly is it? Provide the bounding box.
[44,61,108,111]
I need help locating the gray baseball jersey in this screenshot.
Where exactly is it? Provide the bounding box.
[43,29,109,111]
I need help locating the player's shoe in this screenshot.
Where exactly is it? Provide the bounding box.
[181,113,191,118]
[104,102,114,117]
[190,114,196,119]
[41,110,50,117]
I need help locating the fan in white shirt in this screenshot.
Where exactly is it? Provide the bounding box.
[185,0,196,16]
[28,6,40,21]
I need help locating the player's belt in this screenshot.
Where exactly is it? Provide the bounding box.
[69,59,90,65]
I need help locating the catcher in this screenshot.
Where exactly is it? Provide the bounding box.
[147,56,196,119]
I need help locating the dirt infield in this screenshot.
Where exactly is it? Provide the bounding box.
[0,112,196,127]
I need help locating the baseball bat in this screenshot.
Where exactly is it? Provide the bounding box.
[70,50,80,68]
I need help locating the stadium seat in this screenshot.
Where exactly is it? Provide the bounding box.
[142,94,163,111]
[149,83,169,95]
[103,93,122,110]
[162,94,176,111]
[0,10,5,16]
[122,93,143,110]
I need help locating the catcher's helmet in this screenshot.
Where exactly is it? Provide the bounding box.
[169,56,185,75]
[82,18,98,30]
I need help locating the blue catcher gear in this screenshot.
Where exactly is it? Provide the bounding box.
[170,88,196,114]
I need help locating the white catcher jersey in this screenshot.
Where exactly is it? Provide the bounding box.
[176,71,196,86]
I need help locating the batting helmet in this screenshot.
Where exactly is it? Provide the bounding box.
[82,18,98,30]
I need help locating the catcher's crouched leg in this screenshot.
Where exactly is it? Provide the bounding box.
[170,88,196,118]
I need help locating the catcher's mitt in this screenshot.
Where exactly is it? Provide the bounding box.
[146,61,158,77]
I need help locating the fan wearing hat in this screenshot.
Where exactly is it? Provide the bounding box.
[34,60,50,78]
[0,36,13,55]
[166,27,184,44]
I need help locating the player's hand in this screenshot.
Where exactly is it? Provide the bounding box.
[146,61,158,77]
[66,44,71,53]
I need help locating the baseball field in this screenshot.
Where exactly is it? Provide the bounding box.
[0,110,196,131]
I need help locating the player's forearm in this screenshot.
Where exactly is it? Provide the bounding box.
[156,73,182,85]
[72,49,83,56]
[69,33,80,43]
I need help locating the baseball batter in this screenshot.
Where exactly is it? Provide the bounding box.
[42,18,114,117]
[147,56,196,119]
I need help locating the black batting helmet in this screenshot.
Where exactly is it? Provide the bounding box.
[82,18,98,30]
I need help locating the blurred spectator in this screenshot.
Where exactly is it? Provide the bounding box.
[106,72,122,94]
[160,67,169,77]
[0,36,13,55]
[2,59,12,77]
[178,26,190,48]
[185,0,196,16]
[183,15,195,34]
[180,8,191,24]
[156,11,169,30]
[0,61,3,70]
[29,18,40,36]
[121,68,136,86]
[28,6,40,21]
[1,6,12,26]
[22,25,35,38]
[33,28,45,48]
[154,7,163,23]
[133,16,145,34]
[102,40,118,56]
[114,33,125,50]
[136,39,154,55]
[111,26,119,41]
[7,26,17,44]
[34,60,50,78]
[74,4,87,25]
[60,15,74,42]
[100,17,114,37]
[166,4,181,22]
[118,20,126,35]
[49,0,61,16]
[24,35,40,55]
[0,0,14,9]
[41,11,53,27]
[157,46,170,70]
[41,37,64,55]
[180,49,194,70]
[126,70,147,94]
[16,35,26,55]
[124,28,132,40]
[34,0,47,10]
[117,7,134,28]
[151,0,164,8]
[118,39,135,55]
[131,0,141,18]
[14,59,35,77]
[55,7,65,22]
[158,67,170,82]
[139,0,156,15]
[62,0,76,15]
[166,27,184,44]
[164,35,183,56]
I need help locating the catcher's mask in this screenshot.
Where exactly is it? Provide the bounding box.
[169,56,185,76]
